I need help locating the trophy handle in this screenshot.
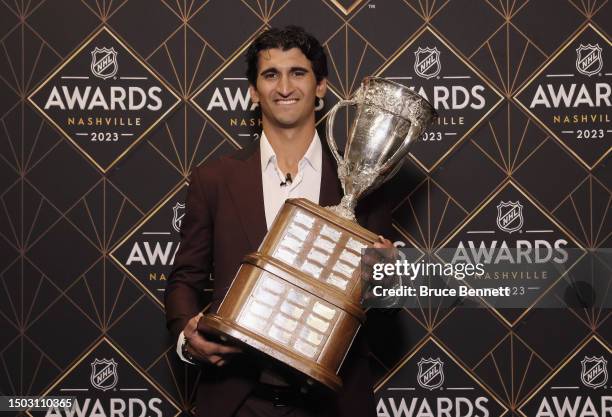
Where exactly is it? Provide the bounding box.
[325,100,355,166]
[379,121,423,179]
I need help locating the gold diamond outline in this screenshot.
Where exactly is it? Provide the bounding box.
[25,336,181,417]
[390,222,428,254]
[436,179,587,327]
[513,23,612,170]
[189,39,264,148]
[328,0,365,15]
[517,334,611,417]
[109,181,190,308]
[374,335,509,417]
[374,25,505,173]
[27,26,182,173]
[189,38,344,148]
[390,176,471,251]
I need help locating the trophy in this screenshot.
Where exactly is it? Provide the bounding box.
[201,77,437,390]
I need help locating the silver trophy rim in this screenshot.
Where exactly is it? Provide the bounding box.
[357,76,438,121]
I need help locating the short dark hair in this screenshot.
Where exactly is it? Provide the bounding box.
[245,25,328,86]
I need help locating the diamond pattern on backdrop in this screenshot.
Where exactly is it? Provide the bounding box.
[0,2,607,416]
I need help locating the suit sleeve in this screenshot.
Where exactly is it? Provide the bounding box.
[164,167,214,343]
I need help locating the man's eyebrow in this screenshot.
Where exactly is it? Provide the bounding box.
[259,66,311,75]
[260,68,279,75]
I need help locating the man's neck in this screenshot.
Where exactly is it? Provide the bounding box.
[263,123,316,176]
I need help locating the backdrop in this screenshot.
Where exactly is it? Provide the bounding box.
[1,1,610,416]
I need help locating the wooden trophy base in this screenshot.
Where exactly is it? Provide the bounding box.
[202,199,377,391]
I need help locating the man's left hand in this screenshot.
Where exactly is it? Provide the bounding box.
[373,235,393,249]
[363,235,396,276]
[367,235,402,315]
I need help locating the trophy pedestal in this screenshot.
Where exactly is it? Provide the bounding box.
[201,199,378,391]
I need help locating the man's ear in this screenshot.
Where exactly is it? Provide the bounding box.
[249,84,259,103]
[316,78,327,98]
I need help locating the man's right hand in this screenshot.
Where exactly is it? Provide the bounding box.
[183,313,242,367]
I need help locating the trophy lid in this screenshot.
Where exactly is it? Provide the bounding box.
[355,76,438,126]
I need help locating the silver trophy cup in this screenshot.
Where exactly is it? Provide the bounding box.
[326,76,437,220]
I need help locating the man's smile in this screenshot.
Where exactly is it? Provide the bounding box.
[274,98,299,105]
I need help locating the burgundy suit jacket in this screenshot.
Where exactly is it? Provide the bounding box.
[165,141,392,417]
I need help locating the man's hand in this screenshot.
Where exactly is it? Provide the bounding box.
[364,235,396,268]
[363,236,402,315]
[373,235,393,249]
[183,313,241,367]
[362,235,396,283]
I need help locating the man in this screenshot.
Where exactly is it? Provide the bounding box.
[165,26,393,417]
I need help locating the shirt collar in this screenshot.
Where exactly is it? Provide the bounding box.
[259,130,322,173]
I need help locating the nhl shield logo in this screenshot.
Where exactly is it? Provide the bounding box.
[496,201,523,233]
[172,202,185,233]
[90,358,118,391]
[575,44,602,77]
[417,358,444,390]
[580,356,608,388]
[91,47,118,79]
[414,47,441,79]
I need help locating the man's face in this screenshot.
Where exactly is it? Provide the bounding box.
[249,47,327,130]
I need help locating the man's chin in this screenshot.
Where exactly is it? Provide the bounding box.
[270,117,301,129]
[262,111,315,130]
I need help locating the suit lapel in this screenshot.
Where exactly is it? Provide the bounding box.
[225,145,267,251]
[225,142,343,250]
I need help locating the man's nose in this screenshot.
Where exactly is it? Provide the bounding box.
[277,75,294,96]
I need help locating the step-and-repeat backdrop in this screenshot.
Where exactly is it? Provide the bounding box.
[1,1,610,416]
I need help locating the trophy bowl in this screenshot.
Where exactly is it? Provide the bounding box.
[326,76,437,220]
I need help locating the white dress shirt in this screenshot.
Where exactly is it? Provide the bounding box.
[177,131,323,363]
[260,130,322,229]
